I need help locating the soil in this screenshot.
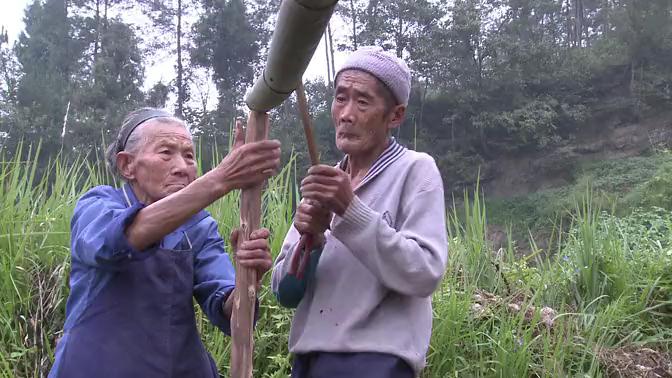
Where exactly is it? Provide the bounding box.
[599,346,672,378]
[481,111,672,198]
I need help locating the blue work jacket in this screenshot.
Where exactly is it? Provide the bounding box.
[49,184,236,378]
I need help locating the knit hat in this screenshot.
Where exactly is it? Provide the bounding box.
[335,46,411,106]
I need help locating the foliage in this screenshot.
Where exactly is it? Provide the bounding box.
[2,143,672,377]
[486,152,672,235]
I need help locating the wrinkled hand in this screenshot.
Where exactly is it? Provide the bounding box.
[213,119,281,194]
[300,165,354,216]
[230,227,273,288]
[294,199,330,242]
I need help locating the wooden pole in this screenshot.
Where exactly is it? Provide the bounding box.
[296,82,320,166]
[290,82,322,278]
[231,111,269,378]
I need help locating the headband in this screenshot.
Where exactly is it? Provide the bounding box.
[117,109,173,152]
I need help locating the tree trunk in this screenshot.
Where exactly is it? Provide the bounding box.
[103,0,109,46]
[417,80,428,150]
[565,0,572,48]
[176,0,184,117]
[479,124,489,157]
[395,6,403,58]
[573,0,583,47]
[327,23,336,80]
[231,111,269,378]
[350,0,357,50]
[324,32,332,84]
[94,0,100,63]
[451,117,455,151]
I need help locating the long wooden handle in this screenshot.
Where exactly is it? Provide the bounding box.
[296,82,320,166]
[294,82,321,279]
[231,111,269,378]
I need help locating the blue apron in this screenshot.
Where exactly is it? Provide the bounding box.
[50,240,220,377]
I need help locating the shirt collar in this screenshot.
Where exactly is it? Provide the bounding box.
[121,183,139,207]
[338,137,407,190]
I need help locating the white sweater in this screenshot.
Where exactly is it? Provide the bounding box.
[271,140,448,374]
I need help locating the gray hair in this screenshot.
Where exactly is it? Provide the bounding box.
[105,108,190,179]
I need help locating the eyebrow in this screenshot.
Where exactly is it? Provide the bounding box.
[335,85,375,100]
[155,139,194,151]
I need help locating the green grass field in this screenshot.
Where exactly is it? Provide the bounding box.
[1,144,671,377]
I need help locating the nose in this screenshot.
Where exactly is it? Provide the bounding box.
[171,156,189,177]
[339,99,356,124]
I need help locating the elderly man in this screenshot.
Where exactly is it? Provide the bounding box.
[272,47,448,377]
[49,108,281,378]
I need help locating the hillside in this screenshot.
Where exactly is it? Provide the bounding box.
[482,110,672,198]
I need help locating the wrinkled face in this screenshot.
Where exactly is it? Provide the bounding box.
[118,120,196,204]
[331,70,404,157]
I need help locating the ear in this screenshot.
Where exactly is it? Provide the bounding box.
[387,105,407,131]
[116,151,136,181]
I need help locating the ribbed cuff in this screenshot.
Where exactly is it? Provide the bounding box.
[335,195,376,230]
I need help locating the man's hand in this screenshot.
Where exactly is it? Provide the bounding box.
[300,165,354,216]
[294,199,330,243]
[211,119,281,195]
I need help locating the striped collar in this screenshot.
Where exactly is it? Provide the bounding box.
[338,137,407,190]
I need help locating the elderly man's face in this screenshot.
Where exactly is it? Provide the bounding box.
[331,70,404,158]
[119,120,197,204]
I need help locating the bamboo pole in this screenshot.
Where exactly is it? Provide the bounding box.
[231,111,270,378]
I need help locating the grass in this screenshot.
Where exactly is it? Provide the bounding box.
[486,152,672,242]
[1,143,672,377]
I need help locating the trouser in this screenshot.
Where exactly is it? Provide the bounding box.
[291,351,414,378]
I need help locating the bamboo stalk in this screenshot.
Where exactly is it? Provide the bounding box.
[231,111,269,378]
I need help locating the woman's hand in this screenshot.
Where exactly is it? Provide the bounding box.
[222,227,273,319]
[210,119,281,196]
[230,227,273,288]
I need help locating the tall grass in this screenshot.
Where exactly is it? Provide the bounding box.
[425,186,672,377]
[1,144,671,377]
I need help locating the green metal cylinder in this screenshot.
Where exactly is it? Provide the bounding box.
[245,0,338,112]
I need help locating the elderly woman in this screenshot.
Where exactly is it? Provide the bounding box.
[272,47,448,377]
[48,108,281,378]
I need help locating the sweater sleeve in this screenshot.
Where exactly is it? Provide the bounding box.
[271,225,322,308]
[330,158,448,297]
[272,225,301,292]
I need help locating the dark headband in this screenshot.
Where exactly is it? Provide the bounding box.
[117,109,173,152]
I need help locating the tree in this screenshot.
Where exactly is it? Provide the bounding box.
[14,0,88,154]
[70,19,145,150]
[190,0,270,145]
[355,0,439,59]
[0,27,22,150]
[136,0,196,118]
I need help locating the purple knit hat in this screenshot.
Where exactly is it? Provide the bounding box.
[335,46,411,106]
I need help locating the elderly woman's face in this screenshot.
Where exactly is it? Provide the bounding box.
[331,70,403,158]
[122,120,197,204]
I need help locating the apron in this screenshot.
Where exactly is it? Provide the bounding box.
[51,232,220,378]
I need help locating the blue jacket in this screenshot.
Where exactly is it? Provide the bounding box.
[49,184,236,377]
